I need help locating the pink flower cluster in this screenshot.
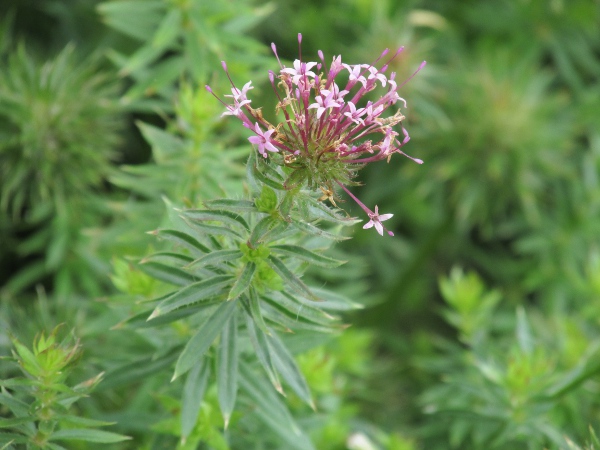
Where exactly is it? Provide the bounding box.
[207,34,425,236]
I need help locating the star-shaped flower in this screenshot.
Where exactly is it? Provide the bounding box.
[248,123,279,157]
[363,205,394,236]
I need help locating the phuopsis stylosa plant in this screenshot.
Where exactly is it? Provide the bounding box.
[121,34,424,446]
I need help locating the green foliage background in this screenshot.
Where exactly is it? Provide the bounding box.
[1,0,600,449]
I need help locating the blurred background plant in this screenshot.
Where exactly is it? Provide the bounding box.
[1,0,600,448]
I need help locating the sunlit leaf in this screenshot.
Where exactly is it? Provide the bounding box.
[270,244,345,267]
[245,314,281,393]
[138,261,198,286]
[227,262,256,301]
[239,361,314,450]
[266,255,318,301]
[49,429,130,443]
[148,275,232,319]
[187,249,242,269]
[173,299,238,380]
[181,209,250,232]
[181,359,210,441]
[149,229,210,254]
[268,332,314,409]
[204,199,257,212]
[217,314,238,428]
[242,287,270,335]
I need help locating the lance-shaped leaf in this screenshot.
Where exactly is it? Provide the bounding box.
[264,292,338,325]
[118,303,216,330]
[148,229,210,254]
[268,332,315,410]
[181,209,250,232]
[187,249,242,269]
[173,299,238,380]
[270,244,345,268]
[248,216,277,248]
[217,314,238,428]
[252,160,285,190]
[242,287,270,335]
[138,261,198,286]
[148,275,232,320]
[306,287,364,311]
[245,314,281,393]
[542,344,600,399]
[52,416,116,429]
[301,194,359,223]
[181,219,243,240]
[266,255,318,301]
[239,361,314,450]
[140,252,194,265]
[261,302,341,334]
[227,263,256,301]
[204,199,257,213]
[99,352,180,390]
[181,359,210,443]
[49,429,131,444]
[246,151,261,193]
[290,219,351,241]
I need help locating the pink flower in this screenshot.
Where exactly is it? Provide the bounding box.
[308,89,342,119]
[363,205,394,236]
[248,123,279,157]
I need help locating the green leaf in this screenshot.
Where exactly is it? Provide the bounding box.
[141,252,194,265]
[0,417,34,429]
[50,429,131,443]
[10,339,40,376]
[270,244,345,267]
[97,0,165,42]
[138,261,198,286]
[290,219,351,241]
[204,199,257,212]
[152,8,182,48]
[261,303,340,334]
[114,303,215,330]
[264,292,337,326]
[217,314,238,428]
[181,359,211,441]
[227,263,256,301]
[0,433,28,445]
[243,287,270,335]
[181,209,250,232]
[268,332,314,410]
[187,249,242,269]
[0,390,29,417]
[266,255,318,301]
[515,306,533,355]
[309,287,364,311]
[301,194,355,223]
[239,361,314,450]
[248,216,277,248]
[543,345,600,399]
[245,314,281,393]
[149,229,210,254]
[137,122,185,163]
[173,300,238,380]
[181,220,244,240]
[255,185,279,213]
[148,275,232,319]
[53,416,116,428]
[99,352,179,390]
[252,159,284,190]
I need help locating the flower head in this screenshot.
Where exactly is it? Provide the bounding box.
[207,34,425,236]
